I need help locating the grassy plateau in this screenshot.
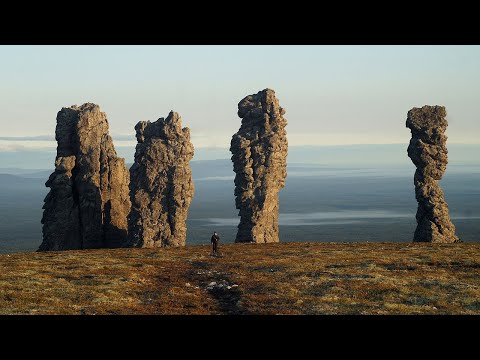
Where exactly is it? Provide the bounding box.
[0,242,479,314]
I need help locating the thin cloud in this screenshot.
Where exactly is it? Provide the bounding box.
[0,143,28,152]
[0,135,54,141]
[110,134,135,141]
[0,141,56,152]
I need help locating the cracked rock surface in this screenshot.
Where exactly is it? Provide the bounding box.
[230,89,288,243]
[406,105,459,243]
[127,111,194,248]
[40,103,131,251]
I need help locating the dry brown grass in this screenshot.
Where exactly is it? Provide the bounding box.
[0,242,479,314]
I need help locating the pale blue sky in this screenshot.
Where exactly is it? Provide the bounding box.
[0,45,479,151]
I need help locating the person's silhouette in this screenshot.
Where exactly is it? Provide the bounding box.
[211,231,220,256]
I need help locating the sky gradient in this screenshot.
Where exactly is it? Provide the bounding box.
[0,45,479,152]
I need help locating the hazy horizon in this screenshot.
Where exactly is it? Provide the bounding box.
[1,158,479,253]
[1,143,479,171]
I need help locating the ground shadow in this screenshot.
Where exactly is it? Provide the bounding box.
[189,260,248,315]
[103,200,128,248]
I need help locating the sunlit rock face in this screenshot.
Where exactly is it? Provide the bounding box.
[127,111,194,248]
[230,89,288,243]
[406,105,459,243]
[40,103,131,251]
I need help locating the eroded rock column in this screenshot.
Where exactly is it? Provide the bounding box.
[40,103,131,251]
[127,111,194,248]
[230,89,288,243]
[406,105,459,243]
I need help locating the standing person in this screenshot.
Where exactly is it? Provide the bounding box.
[211,231,220,256]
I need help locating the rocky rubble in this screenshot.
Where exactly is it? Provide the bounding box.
[206,280,239,291]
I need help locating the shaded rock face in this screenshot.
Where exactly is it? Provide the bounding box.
[406,105,459,243]
[230,89,288,243]
[39,103,131,251]
[127,111,194,248]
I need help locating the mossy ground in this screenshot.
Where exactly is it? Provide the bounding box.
[0,242,479,314]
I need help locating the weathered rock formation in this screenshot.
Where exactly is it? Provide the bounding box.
[230,89,288,243]
[126,111,194,248]
[406,105,459,243]
[39,103,131,251]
